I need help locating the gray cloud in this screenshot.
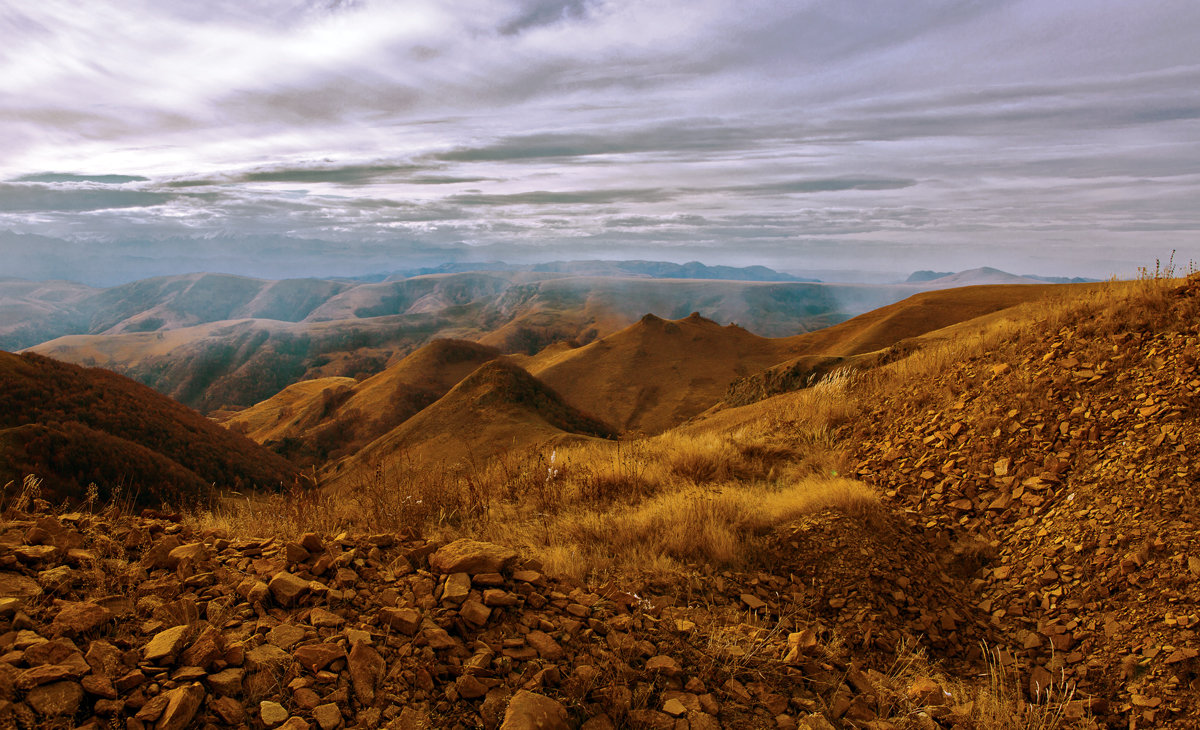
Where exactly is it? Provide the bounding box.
[0,0,1198,281]
[12,173,150,184]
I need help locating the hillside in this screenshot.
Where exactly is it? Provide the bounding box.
[843,275,1200,724]
[322,359,614,490]
[0,351,299,505]
[20,272,915,412]
[724,282,1082,406]
[221,339,502,465]
[520,313,802,435]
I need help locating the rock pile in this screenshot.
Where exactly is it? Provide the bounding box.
[851,282,1200,727]
[0,509,978,729]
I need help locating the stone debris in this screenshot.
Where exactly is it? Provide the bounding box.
[849,279,1200,727]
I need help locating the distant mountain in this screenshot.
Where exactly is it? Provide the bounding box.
[906,267,1098,287]
[906,270,954,283]
[0,351,299,505]
[380,259,814,283]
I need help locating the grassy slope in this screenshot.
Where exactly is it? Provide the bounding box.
[0,351,300,505]
[322,359,614,492]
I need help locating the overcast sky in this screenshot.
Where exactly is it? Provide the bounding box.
[2,0,1199,282]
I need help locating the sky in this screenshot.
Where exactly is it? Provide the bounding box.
[1,0,1199,283]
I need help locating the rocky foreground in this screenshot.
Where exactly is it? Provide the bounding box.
[0,503,1031,730]
[852,277,1200,728]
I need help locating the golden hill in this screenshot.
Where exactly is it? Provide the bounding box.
[0,351,299,505]
[221,339,501,465]
[322,359,614,492]
[723,282,1085,407]
[518,312,803,435]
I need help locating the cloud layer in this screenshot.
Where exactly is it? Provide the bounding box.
[2,0,1199,280]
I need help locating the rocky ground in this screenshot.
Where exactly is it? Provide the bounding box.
[851,277,1200,728]
[0,506,1002,730]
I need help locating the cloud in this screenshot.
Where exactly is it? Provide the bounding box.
[0,0,1198,280]
[12,173,150,184]
[237,163,422,184]
[0,183,174,213]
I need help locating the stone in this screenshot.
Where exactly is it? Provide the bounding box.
[267,623,307,650]
[646,654,682,678]
[16,664,79,689]
[269,571,311,606]
[380,607,421,635]
[348,641,385,705]
[157,683,205,730]
[907,676,946,706]
[0,571,43,597]
[166,542,209,568]
[460,599,492,627]
[662,698,687,717]
[429,539,518,575]
[309,607,344,628]
[261,700,289,726]
[313,702,343,729]
[500,690,569,730]
[206,667,245,695]
[27,680,84,716]
[294,643,345,672]
[211,695,246,725]
[49,600,112,636]
[442,572,472,604]
[484,589,520,607]
[299,533,325,553]
[457,673,489,699]
[246,643,292,672]
[144,624,190,663]
[180,626,223,669]
[526,630,563,661]
[740,593,766,611]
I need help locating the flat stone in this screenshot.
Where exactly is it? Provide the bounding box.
[48,601,112,637]
[501,690,569,730]
[267,623,307,650]
[526,630,564,661]
[309,607,344,628]
[442,572,471,604]
[143,624,189,663]
[268,571,311,606]
[460,599,492,627]
[293,643,345,673]
[313,702,343,729]
[245,642,292,673]
[348,641,384,705]
[166,542,209,568]
[27,680,84,716]
[0,571,43,598]
[206,667,245,696]
[261,700,289,726]
[380,606,421,635]
[157,683,205,730]
[429,539,517,575]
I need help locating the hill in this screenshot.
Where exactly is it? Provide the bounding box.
[221,339,502,465]
[322,359,614,490]
[723,282,1082,405]
[22,274,915,411]
[0,351,299,505]
[519,312,803,434]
